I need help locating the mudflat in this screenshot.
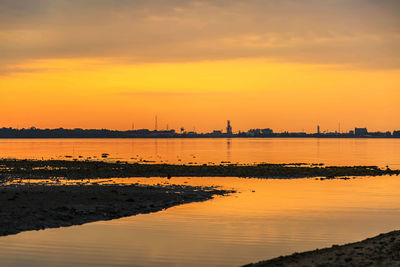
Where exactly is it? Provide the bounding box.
[244,230,400,267]
[0,183,232,237]
[1,159,399,180]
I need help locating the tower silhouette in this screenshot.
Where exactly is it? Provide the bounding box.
[226,120,232,135]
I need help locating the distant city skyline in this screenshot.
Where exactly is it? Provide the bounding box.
[1,124,399,135]
[1,116,398,135]
[1,121,398,138]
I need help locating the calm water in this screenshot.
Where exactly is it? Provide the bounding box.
[0,138,400,167]
[1,138,400,266]
[1,176,400,266]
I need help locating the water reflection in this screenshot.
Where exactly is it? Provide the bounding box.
[154,138,158,159]
[1,176,400,266]
[0,138,399,167]
[226,138,231,162]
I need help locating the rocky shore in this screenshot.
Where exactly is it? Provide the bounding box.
[0,159,398,180]
[0,183,232,237]
[244,230,400,267]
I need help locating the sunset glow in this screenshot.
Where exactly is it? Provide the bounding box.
[1,0,399,132]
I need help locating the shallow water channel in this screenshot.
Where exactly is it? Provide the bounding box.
[1,175,400,266]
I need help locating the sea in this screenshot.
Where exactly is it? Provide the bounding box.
[0,138,399,266]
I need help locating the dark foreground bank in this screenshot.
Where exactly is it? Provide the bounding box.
[0,183,232,237]
[244,230,400,267]
[1,159,399,180]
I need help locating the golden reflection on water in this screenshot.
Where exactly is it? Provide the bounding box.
[1,176,400,266]
[116,176,400,215]
[8,175,400,213]
[0,138,400,167]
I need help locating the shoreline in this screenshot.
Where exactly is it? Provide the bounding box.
[2,158,400,266]
[0,183,233,237]
[244,230,400,266]
[1,136,399,139]
[1,159,399,180]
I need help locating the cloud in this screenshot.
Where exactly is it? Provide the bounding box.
[0,65,56,75]
[1,0,399,72]
[114,90,242,97]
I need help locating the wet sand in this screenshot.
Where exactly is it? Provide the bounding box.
[0,183,232,237]
[245,230,400,267]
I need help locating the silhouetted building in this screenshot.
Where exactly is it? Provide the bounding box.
[261,128,273,135]
[317,125,320,135]
[290,132,307,137]
[393,131,400,137]
[355,128,368,137]
[210,130,223,137]
[226,120,232,135]
[247,129,260,136]
[247,128,273,137]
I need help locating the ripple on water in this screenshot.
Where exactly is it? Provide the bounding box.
[1,176,400,266]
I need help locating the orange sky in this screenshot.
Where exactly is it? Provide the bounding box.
[1,1,399,132]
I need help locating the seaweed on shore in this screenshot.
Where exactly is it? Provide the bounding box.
[0,159,398,180]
